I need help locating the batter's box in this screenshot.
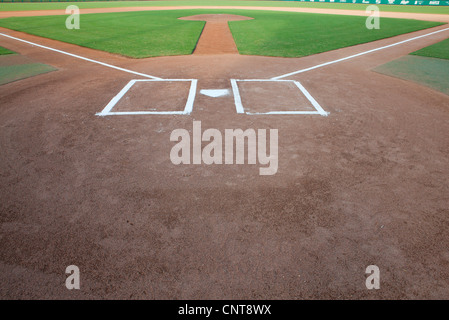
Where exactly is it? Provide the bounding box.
[230,79,328,116]
[96,79,197,116]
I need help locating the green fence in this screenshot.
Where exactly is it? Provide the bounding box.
[292,0,449,5]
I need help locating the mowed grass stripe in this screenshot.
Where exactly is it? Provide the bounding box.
[1,1,449,15]
[411,37,449,60]
[0,10,443,58]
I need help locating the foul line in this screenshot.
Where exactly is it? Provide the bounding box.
[272,26,449,80]
[0,32,161,80]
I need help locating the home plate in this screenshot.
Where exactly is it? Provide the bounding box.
[200,89,230,98]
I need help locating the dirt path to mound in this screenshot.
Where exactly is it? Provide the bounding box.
[1,6,449,23]
[179,14,253,55]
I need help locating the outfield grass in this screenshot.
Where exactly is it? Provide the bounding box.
[0,9,443,58]
[0,46,15,55]
[0,10,206,57]
[410,37,449,60]
[228,10,443,57]
[0,1,448,14]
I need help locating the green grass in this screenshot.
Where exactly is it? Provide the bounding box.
[0,1,448,14]
[0,9,443,58]
[374,55,449,95]
[410,37,449,60]
[0,63,57,85]
[0,10,206,57]
[229,10,443,57]
[0,46,15,55]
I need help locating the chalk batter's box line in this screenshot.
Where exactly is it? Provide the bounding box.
[96,79,198,116]
[230,79,329,116]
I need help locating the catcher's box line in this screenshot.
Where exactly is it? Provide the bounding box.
[272,26,449,80]
[0,32,161,80]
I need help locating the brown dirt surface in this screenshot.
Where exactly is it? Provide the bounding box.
[0,7,449,300]
[179,14,253,55]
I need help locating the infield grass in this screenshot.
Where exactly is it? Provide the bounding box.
[0,10,206,58]
[228,10,443,57]
[411,37,449,60]
[0,9,443,58]
[0,46,15,55]
[0,1,449,14]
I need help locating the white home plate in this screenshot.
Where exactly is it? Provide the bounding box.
[200,89,230,98]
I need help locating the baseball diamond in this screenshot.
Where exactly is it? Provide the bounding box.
[0,0,448,303]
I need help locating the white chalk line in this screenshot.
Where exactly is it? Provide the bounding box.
[293,81,328,116]
[96,79,198,116]
[230,79,328,116]
[0,32,161,80]
[247,111,322,115]
[272,26,449,80]
[230,79,245,114]
[0,32,203,115]
[102,111,188,115]
[0,29,326,117]
[184,79,198,114]
[96,80,137,116]
[7,25,446,117]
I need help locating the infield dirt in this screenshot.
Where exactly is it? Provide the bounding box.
[0,7,448,299]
